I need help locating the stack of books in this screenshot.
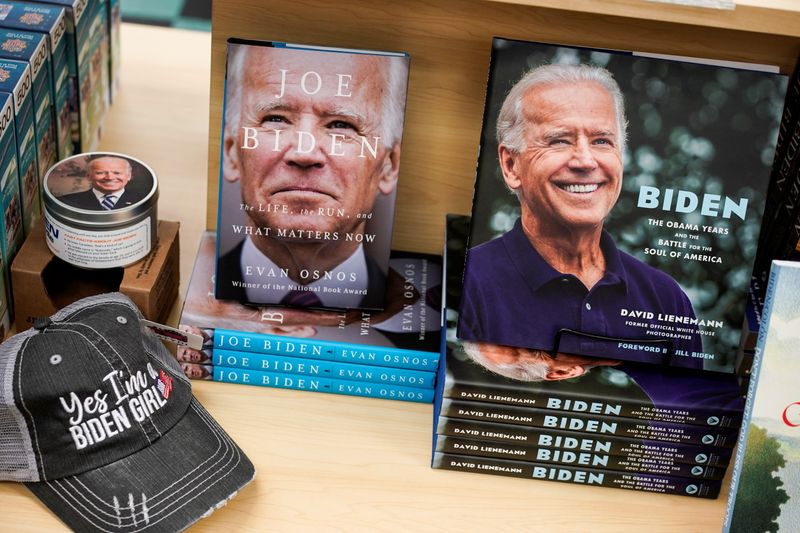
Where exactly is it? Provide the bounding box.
[428,35,788,497]
[433,216,745,497]
[179,39,443,402]
[178,233,441,403]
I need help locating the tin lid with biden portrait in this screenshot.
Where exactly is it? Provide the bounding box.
[43,151,159,222]
[0,293,255,532]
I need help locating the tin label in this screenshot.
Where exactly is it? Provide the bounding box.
[44,212,151,268]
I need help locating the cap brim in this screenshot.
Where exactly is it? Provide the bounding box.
[26,398,255,533]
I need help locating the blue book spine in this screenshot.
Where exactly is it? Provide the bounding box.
[213,366,434,403]
[212,348,435,389]
[214,328,439,371]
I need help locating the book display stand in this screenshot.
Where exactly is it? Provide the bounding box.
[2,0,800,530]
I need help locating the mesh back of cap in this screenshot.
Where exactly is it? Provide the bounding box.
[0,330,39,482]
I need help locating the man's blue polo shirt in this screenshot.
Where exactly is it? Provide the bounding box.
[458,220,705,368]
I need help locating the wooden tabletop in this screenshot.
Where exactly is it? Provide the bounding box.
[0,23,733,532]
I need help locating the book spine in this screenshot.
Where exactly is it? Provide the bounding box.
[769,163,800,265]
[441,399,739,448]
[214,328,439,371]
[435,435,725,480]
[753,79,800,290]
[723,262,783,533]
[432,452,720,498]
[759,74,799,243]
[436,416,732,467]
[754,65,800,278]
[212,348,435,389]
[213,366,433,403]
[444,382,742,428]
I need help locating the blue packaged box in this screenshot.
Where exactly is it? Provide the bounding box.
[0,58,40,233]
[0,1,72,159]
[0,253,10,334]
[0,92,22,268]
[30,0,108,152]
[0,29,57,180]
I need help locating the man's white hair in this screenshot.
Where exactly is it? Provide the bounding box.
[89,155,132,175]
[496,63,628,155]
[224,45,408,148]
[462,341,551,382]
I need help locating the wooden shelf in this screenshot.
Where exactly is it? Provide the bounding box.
[206,0,800,256]
[485,0,800,38]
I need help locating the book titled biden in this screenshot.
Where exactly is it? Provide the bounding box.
[432,452,721,498]
[457,37,787,373]
[215,38,410,310]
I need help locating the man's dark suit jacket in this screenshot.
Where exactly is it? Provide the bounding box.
[57,188,146,210]
[216,240,387,309]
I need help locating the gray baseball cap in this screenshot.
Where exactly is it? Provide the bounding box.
[0,293,255,532]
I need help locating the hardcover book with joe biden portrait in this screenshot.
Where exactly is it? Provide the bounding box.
[458,38,787,373]
[215,38,410,311]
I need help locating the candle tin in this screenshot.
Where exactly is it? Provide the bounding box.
[42,151,159,269]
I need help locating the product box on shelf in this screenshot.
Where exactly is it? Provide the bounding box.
[0,58,40,234]
[0,1,72,159]
[0,254,10,335]
[29,0,108,152]
[0,91,22,267]
[10,218,179,330]
[0,29,56,188]
[0,91,20,323]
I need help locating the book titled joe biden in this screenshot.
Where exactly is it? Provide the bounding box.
[215,38,410,310]
[457,37,788,373]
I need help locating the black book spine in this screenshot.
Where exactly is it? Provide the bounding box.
[444,382,742,428]
[436,416,733,467]
[758,71,799,245]
[442,399,739,448]
[753,64,800,289]
[432,452,721,498]
[767,155,800,262]
[435,435,725,480]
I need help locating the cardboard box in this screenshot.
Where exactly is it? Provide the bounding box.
[11,218,179,331]
[0,254,10,336]
[0,91,23,266]
[31,0,108,152]
[0,1,72,159]
[0,29,58,184]
[0,58,40,234]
